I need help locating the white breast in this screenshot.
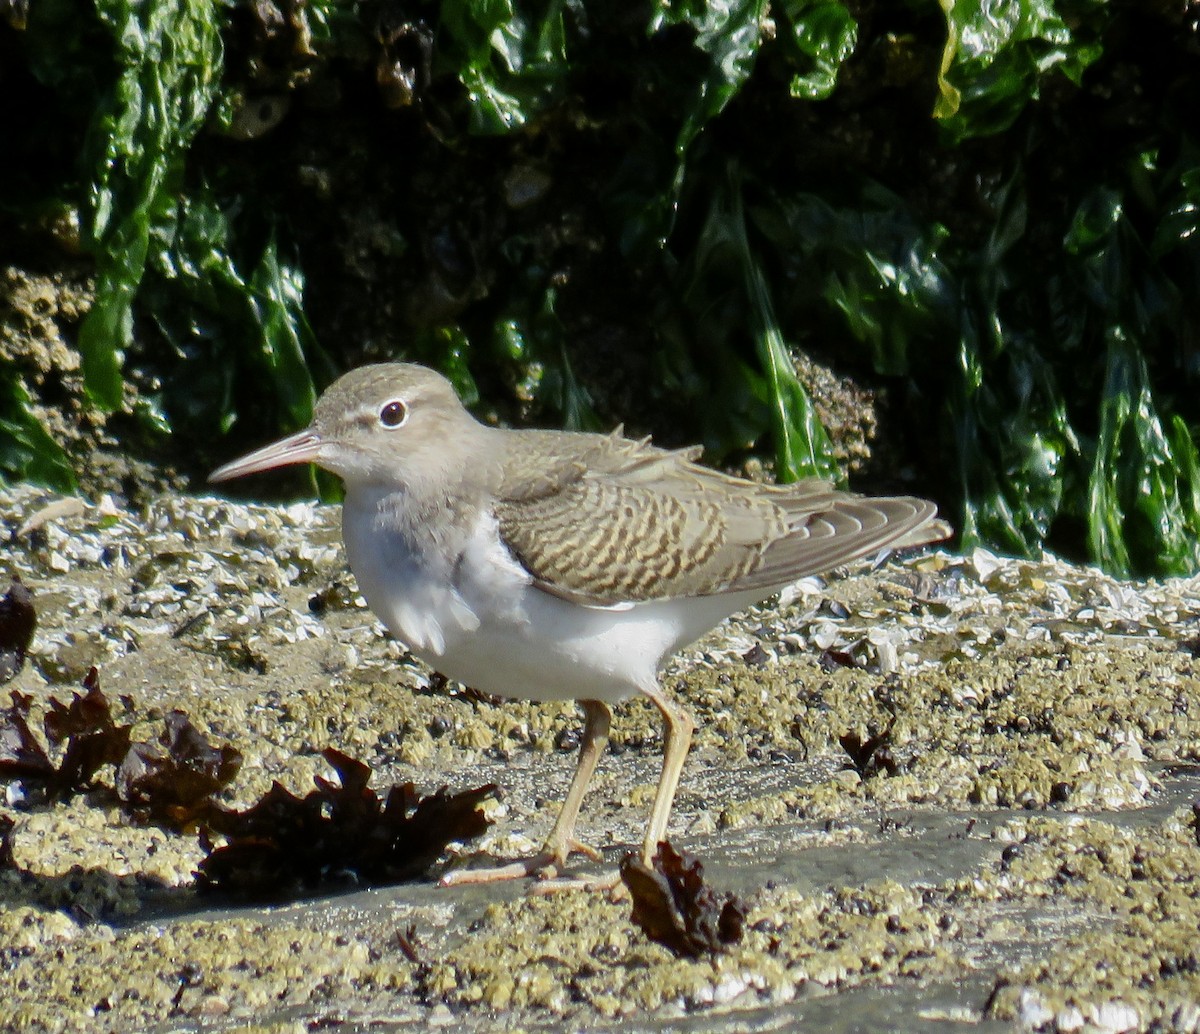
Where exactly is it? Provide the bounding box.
[341,486,484,656]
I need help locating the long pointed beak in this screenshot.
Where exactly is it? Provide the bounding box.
[209,428,324,483]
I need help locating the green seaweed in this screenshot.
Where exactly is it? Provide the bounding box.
[651,0,768,157]
[934,0,1101,138]
[516,287,601,433]
[1087,335,1200,577]
[3,0,1199,576]
[144,191,330,492]
[734,181,838,481]
[440,0,569,134]
[951,169,1080,558]
[658,169,839,480]
[247,242,321,434]
[777,0,857,101]
[0,375,76,491]
[77,0,222,410]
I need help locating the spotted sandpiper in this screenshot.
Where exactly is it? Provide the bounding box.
[211,363,950,885]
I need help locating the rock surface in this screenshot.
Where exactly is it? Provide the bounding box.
[2,483,1199,1032]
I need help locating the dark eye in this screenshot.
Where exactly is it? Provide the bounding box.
[379,399,408,428]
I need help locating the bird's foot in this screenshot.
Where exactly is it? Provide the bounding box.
[527,869,628,901]
[438,838,602,888]
[438,855,554,886]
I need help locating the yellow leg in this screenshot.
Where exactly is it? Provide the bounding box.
[530,684,694,899]
[543,699,611,863]
[639,681,694,866]
[440,699,611,886]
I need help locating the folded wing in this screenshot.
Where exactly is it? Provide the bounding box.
[493,430,950,607]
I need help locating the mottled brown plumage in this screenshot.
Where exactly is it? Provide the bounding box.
[211,362,951,888]
[491,428,946,606]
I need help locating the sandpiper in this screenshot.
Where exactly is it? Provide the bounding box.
[211,363,950,885]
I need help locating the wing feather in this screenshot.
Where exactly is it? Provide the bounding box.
[491,430,949,606]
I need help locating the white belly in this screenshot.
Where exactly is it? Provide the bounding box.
[342,490,759,703]
[411,588,754,703]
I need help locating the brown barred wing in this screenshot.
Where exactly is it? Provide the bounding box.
[494,475,787,606]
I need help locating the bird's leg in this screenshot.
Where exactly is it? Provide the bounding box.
[439,699,611,886]
[639,681,695,866]
[530,682,694,898]
[540,699,611,867]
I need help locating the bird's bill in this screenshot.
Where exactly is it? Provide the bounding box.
[208,429,323,483]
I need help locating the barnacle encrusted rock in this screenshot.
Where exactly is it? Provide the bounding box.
[1,483,1199,1030]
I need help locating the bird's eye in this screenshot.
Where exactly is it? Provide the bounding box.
[378,399,408,428]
